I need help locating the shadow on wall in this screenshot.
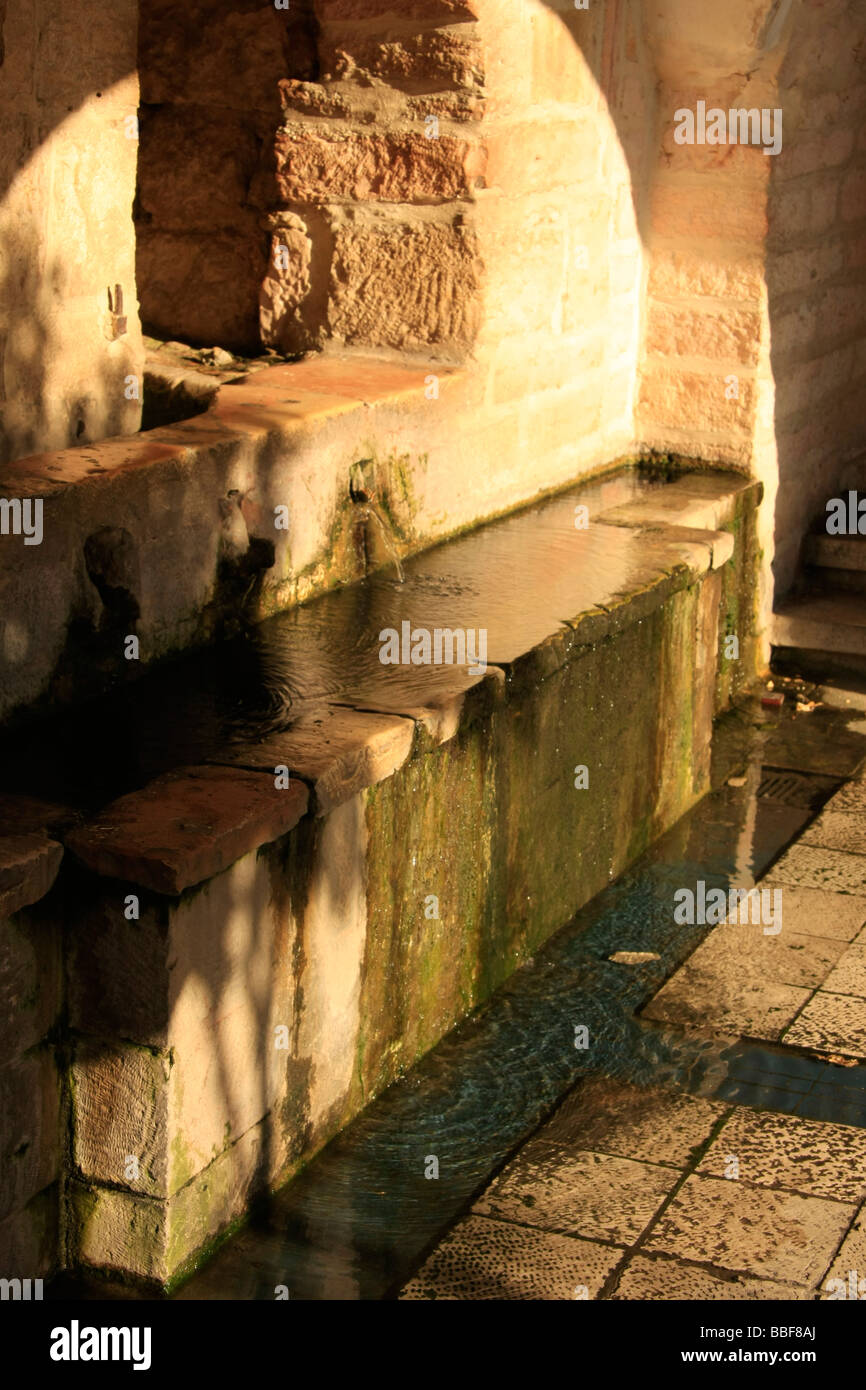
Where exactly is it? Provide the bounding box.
[134,0,320,354]
[0,0,141,464]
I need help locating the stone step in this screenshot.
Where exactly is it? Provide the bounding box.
[804,534,866,572]
[804,534,866,593]
[772,593,866,680]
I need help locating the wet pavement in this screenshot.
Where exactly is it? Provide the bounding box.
[403,692,866,1301]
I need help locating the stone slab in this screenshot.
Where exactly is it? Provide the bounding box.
[399,1214,621,1301]
[473,1148,677,1245]
[754,883,866,940]
[66,765,309,894]
[820,1206,866,1299]
[821,940,866,998]
[770,844,866,895]
[209,707,415,815]
[597,472,755,531]
[830,780,866,814]
[527,1079,727,1169]
[643,1174,854,1287]
[697,1108,866,1203]
[801,810,866,857]
[612,1254,811,1301]
[0,833,63,917]
[783,992,866,1060]
[643,960,811,1040]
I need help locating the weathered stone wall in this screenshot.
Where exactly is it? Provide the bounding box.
[472,0,656,475]
[0,823,65,1283]
[766,0,866,596]
[137,0,657,464]
[637,0,866,611]
[0,909,61,1281]
[135,0,317,352]
[0,0,143,465]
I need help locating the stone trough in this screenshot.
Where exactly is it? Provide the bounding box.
[0,417,761,1287]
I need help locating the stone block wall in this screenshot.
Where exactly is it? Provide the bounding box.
[0,825,65,1281]
[638,0,866,609]
[766,0,866,595]
[135,0,657,471]
[0,0,143,465]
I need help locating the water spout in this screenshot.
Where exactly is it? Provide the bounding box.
[349,465,405,584]
[364,502,405,584]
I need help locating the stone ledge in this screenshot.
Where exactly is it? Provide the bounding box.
[0,833,63,917]
[208,707,416,816]
[65,766,309,895]
[597,472,759,531]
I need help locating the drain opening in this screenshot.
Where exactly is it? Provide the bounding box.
[756,766,840,810]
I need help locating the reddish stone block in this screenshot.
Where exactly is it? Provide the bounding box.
[234,356,444,402]
[210,707,415,816]
[0,834,63,918]
[320,31,483,89]
[66,766,309,895]
[317,0,479,21]
[275,130,484,204]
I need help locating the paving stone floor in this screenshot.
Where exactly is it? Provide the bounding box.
[402,762,866,1301]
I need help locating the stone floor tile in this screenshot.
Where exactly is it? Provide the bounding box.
[473,1148,677,1245]
[820,941,866,998]
[801,810,866,856]
[829,780,866,814]
[770,845,866,895]
[819,1206,866,1299]
[696,1108,866,1202]
[611,1253,811,1301]
[683,924,843,989]
[527,1078,727,1168]
[642,961,811,1039]
[756,883,866,940]
[399,1214,621,1300]
[783,992,866,1059]
[643,1174,855,1286]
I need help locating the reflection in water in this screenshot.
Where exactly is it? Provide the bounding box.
[0,467,667,805]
